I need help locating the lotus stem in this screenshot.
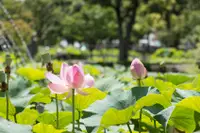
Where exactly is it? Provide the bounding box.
[5,90,9,120]
[137,79,142,133]
[55,94,59,128]
[139,108,143,133]
[6,74,10,120]
[154,119,156,129]
[72,89,75,133]
[127,122,132,133]
[14,113,17,123]
[77,110,81,130]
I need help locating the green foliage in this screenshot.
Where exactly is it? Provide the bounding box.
[1,61,200,132]
[66,88,106,111]
[0,97,16,116]
[33,123,65,133]
[2,20,33,46]
[177,96,200,113]
[29,93,51,104]
[99,106,134,128]
[169,107,195,133]
[151,48,193,59]
[83,65,101,77]
[0,119,32,133]
[16,108,39,125]
[17,67,45,81]
[62,4,117,43]
[133,94,171,112]
[37,111,79,129]
[161,73,194,85]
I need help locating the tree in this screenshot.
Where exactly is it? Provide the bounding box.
[24,0,65,46]
[61,3,117,50]
[86,0,139,62]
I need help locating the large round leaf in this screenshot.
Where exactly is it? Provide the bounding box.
[100,106,134,127]
[0,97,16,115]
[177,96,200,113]
[33,123,65,133]
[28,93,51,104]
[37,111,79,129]
[0,118,32,133]
[66,88,106,111]
[16,108,39,125]
[168,107,195,133]
[17,67,45,81]
[133,94,171,112]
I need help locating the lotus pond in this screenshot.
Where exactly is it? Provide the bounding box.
[0,56,200,133]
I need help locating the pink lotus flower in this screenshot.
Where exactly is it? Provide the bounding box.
[130,58,147,80]
[45,63,95,97]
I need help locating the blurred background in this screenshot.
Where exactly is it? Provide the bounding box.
[0,0,200,73]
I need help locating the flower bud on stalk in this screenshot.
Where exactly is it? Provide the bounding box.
[5,66,11,75]
[130,58,147,80]
[4,55,12,121]
[4,55,12,75]
[46,62,53,72]
[41,53,59,128]
[41,53,53,72]
[0,71,7,92]
[1,82,8,92]
[130,58,147,133]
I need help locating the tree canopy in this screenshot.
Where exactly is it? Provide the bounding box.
[0,0,200,61]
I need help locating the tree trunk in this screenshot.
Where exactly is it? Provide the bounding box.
[174,33,180,48]
[115,0,126,62]
[117,0,139,63]
[165,10,171,30]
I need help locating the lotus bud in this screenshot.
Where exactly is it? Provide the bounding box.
[0,71,7,92]
[41,53,53,72]
[130,58,147,80]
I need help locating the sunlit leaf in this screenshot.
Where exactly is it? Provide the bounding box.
[84,65,101,77]
[37,111,79,129]
[17,67,45,81]
[66,88,106,111]
[163,73,194,85]
[100,106,134,127]
[169,107,195,133]
[177,96,200,113]
[33,123,65,133]
[16,108,39,125]
[0,97,16,115]
[86,87,149,115]
[133,94,171,112]
[28,93,51,104]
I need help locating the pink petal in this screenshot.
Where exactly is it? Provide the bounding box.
[74,64,84,76]
[130,66,139,79]
[76,88,88,96]
[66,65,85,89]
[130,58,147,79]
[142,68,148,78]
[48,83,68,94]
[45,72,65,85]
[66,66,73,86]
[60,63,69,82]
[84,74,94,88]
